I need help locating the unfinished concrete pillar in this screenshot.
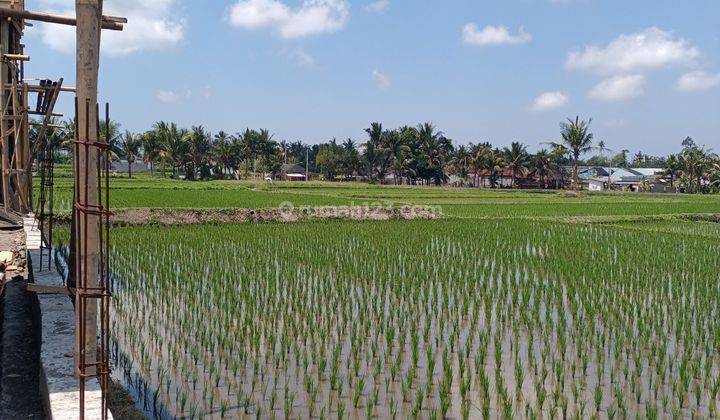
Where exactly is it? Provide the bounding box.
[74,0,101,376]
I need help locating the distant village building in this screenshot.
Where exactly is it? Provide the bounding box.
[111,160,152,175]
[279,163,308,181]
[576,167,669,192]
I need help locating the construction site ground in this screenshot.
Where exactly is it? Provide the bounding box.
[0,214,117,419]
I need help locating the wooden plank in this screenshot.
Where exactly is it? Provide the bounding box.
[27,283,75,295]
[2,53,28,61]
[0,9,124,31]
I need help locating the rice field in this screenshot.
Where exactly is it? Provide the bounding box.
[604,218,720,239]
[47,172,720,418]
[54,214,720,419]
[41,172,720,219]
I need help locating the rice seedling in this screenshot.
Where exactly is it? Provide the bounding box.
[46,212,720,419]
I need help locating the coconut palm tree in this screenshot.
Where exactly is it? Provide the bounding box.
[341,138,361,179]
[469,142,493,187]
[451,145,471,184]
[485,149,506,189]
[365,122,384,147]
[255,129,280,177]
[416,123,452,185]
[531,149,558,189]
[212,132,236,178]
[503,142,530,188]
[156,122,187,178]
[383,130,411,184]
[140,129,161,174]
[707,156,720,191]
[546,116,596,190]
[119,131,142,178]
[661,154,683,192]
[364,123,391,182]
[679,144,711,193]
[237,128,258,174]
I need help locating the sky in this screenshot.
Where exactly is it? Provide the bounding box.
[22,0,720,155]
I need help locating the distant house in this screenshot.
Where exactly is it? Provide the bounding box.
[110,160,152,175]
[279,163,308,181]
[577,167,669,192]
[441,169,564,189]
[586,179,606,191]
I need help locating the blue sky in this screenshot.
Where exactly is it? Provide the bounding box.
[23,0,720,155]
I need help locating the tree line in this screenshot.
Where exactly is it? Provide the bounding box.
[32,116,720,193]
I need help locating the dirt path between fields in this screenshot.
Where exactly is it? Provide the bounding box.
[55,206,442,226]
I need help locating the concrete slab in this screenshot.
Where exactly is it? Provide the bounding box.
[25,215,112,420]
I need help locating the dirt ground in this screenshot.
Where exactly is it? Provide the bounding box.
[0,227,26,282]
[56,206,441,226]
[108,379,145,420]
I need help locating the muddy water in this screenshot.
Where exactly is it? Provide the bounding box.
[110,274,719,420]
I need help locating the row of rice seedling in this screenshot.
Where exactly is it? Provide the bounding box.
[66,218,715,419]
[607,218,720,239]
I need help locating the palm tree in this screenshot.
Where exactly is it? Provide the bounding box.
[451,145,471,184]
[661,154,682,192]
[486,149,505,188]
[212,133,236,178]
[365,122,384,146]
[29,117,73,165]
[185,126,212,179]
[546,116,595,190]
[470,142,493,187]
[100,119,122,148]
[679,144,711,193]
[155,122,187,178]
[141,129,161,174]
[238,128,258,175]
[502,142,530,188]
[416,123,451,185]
[255,129,280,177]
[382,130,411,184]
[364,123,390,182]
[119,131,142,178]
[362,139,389,182]
[531,149,558,189]
[707,156,720,191]
[341,138,361,179]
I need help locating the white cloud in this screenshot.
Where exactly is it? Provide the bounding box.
[365,0,389,13]
[37,0,184,56]
[566,27,699,75]
[532,91,568,111]
[372,69,391,89]
[676,71,720,92]
[462,24,531,47]
[283,48,315,67]
[227,0,349,39]
[156,89,182,104]
[589,74,646,102]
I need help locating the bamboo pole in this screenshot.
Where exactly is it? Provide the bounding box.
[0,8,124,30]
[0,15,10,212]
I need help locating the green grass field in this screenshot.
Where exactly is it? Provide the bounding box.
[40,169,720,219]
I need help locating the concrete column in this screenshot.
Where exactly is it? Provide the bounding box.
[74,0,101,376]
